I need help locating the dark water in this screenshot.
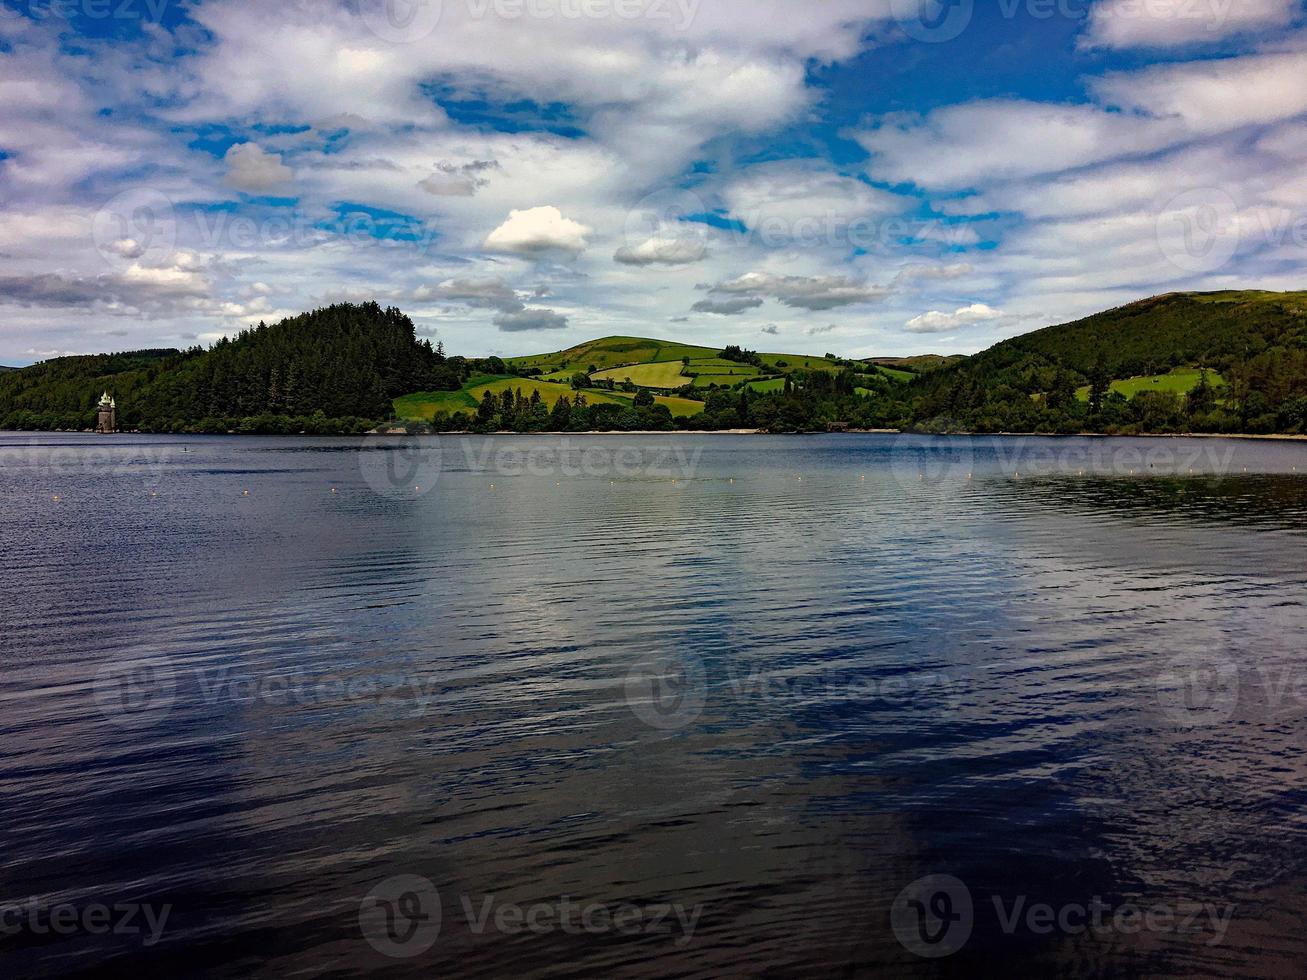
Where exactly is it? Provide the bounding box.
[3,433,1307,978]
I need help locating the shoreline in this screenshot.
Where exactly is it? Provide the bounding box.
[3,428,1306,442]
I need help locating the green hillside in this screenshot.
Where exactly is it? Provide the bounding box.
[910,290,1307,434]
[0,303,444,433]
[867,354,965,374]
[5,289,1305,436]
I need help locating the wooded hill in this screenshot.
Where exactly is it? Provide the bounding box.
[0,303,449,433]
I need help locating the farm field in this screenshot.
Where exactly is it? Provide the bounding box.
[1074,367,1226,402]
[507,336,720,375]
[395,374,706,421]
[591,360,689,388]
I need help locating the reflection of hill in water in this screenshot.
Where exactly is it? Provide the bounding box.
[999,475,1307,532]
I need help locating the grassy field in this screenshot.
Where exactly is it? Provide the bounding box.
[399,334,930,422]
[506,336,720,374]
[1074,367,1226,402]
[591,360,689,388]
[873,365,916,383]
[395,373,705,421]
[759,353,841,373]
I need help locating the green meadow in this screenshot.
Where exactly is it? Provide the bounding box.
[1074,367,1226,402]
[395,373,705,421]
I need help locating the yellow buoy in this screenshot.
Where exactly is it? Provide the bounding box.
[242,490,249,496]
[52,495,60,502]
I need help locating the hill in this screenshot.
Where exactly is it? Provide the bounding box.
[866,354,965,374]
[391,335,914,428]
[908,290,1307,434]
[0,303,444,433]
[4,289,1304,436]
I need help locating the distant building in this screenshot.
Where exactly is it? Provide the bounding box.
[96,392,118,434]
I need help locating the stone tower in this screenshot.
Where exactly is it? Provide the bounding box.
[96,392,118,434]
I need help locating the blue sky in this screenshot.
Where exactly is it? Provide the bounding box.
[1,0,1305,364]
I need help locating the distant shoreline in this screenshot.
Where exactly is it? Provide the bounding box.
[5,427,1307,442]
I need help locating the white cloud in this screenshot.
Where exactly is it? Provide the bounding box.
[1082,0,1298,49]
[484,206,592,257]
[703,271,891,311]
[615,235,709,266]
[905,303,1005,334]
[224,142,294,192]
[494,308,569,331]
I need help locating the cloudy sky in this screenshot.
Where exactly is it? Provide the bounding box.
[1,0,1305,365]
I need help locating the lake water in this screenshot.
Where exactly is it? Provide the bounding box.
[2,432,1307,977]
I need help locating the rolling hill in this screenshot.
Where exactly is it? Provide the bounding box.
[3,289,1304,435]
[908,290,1307,433]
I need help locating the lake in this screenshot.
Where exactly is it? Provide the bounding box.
[2,432,1306,977]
